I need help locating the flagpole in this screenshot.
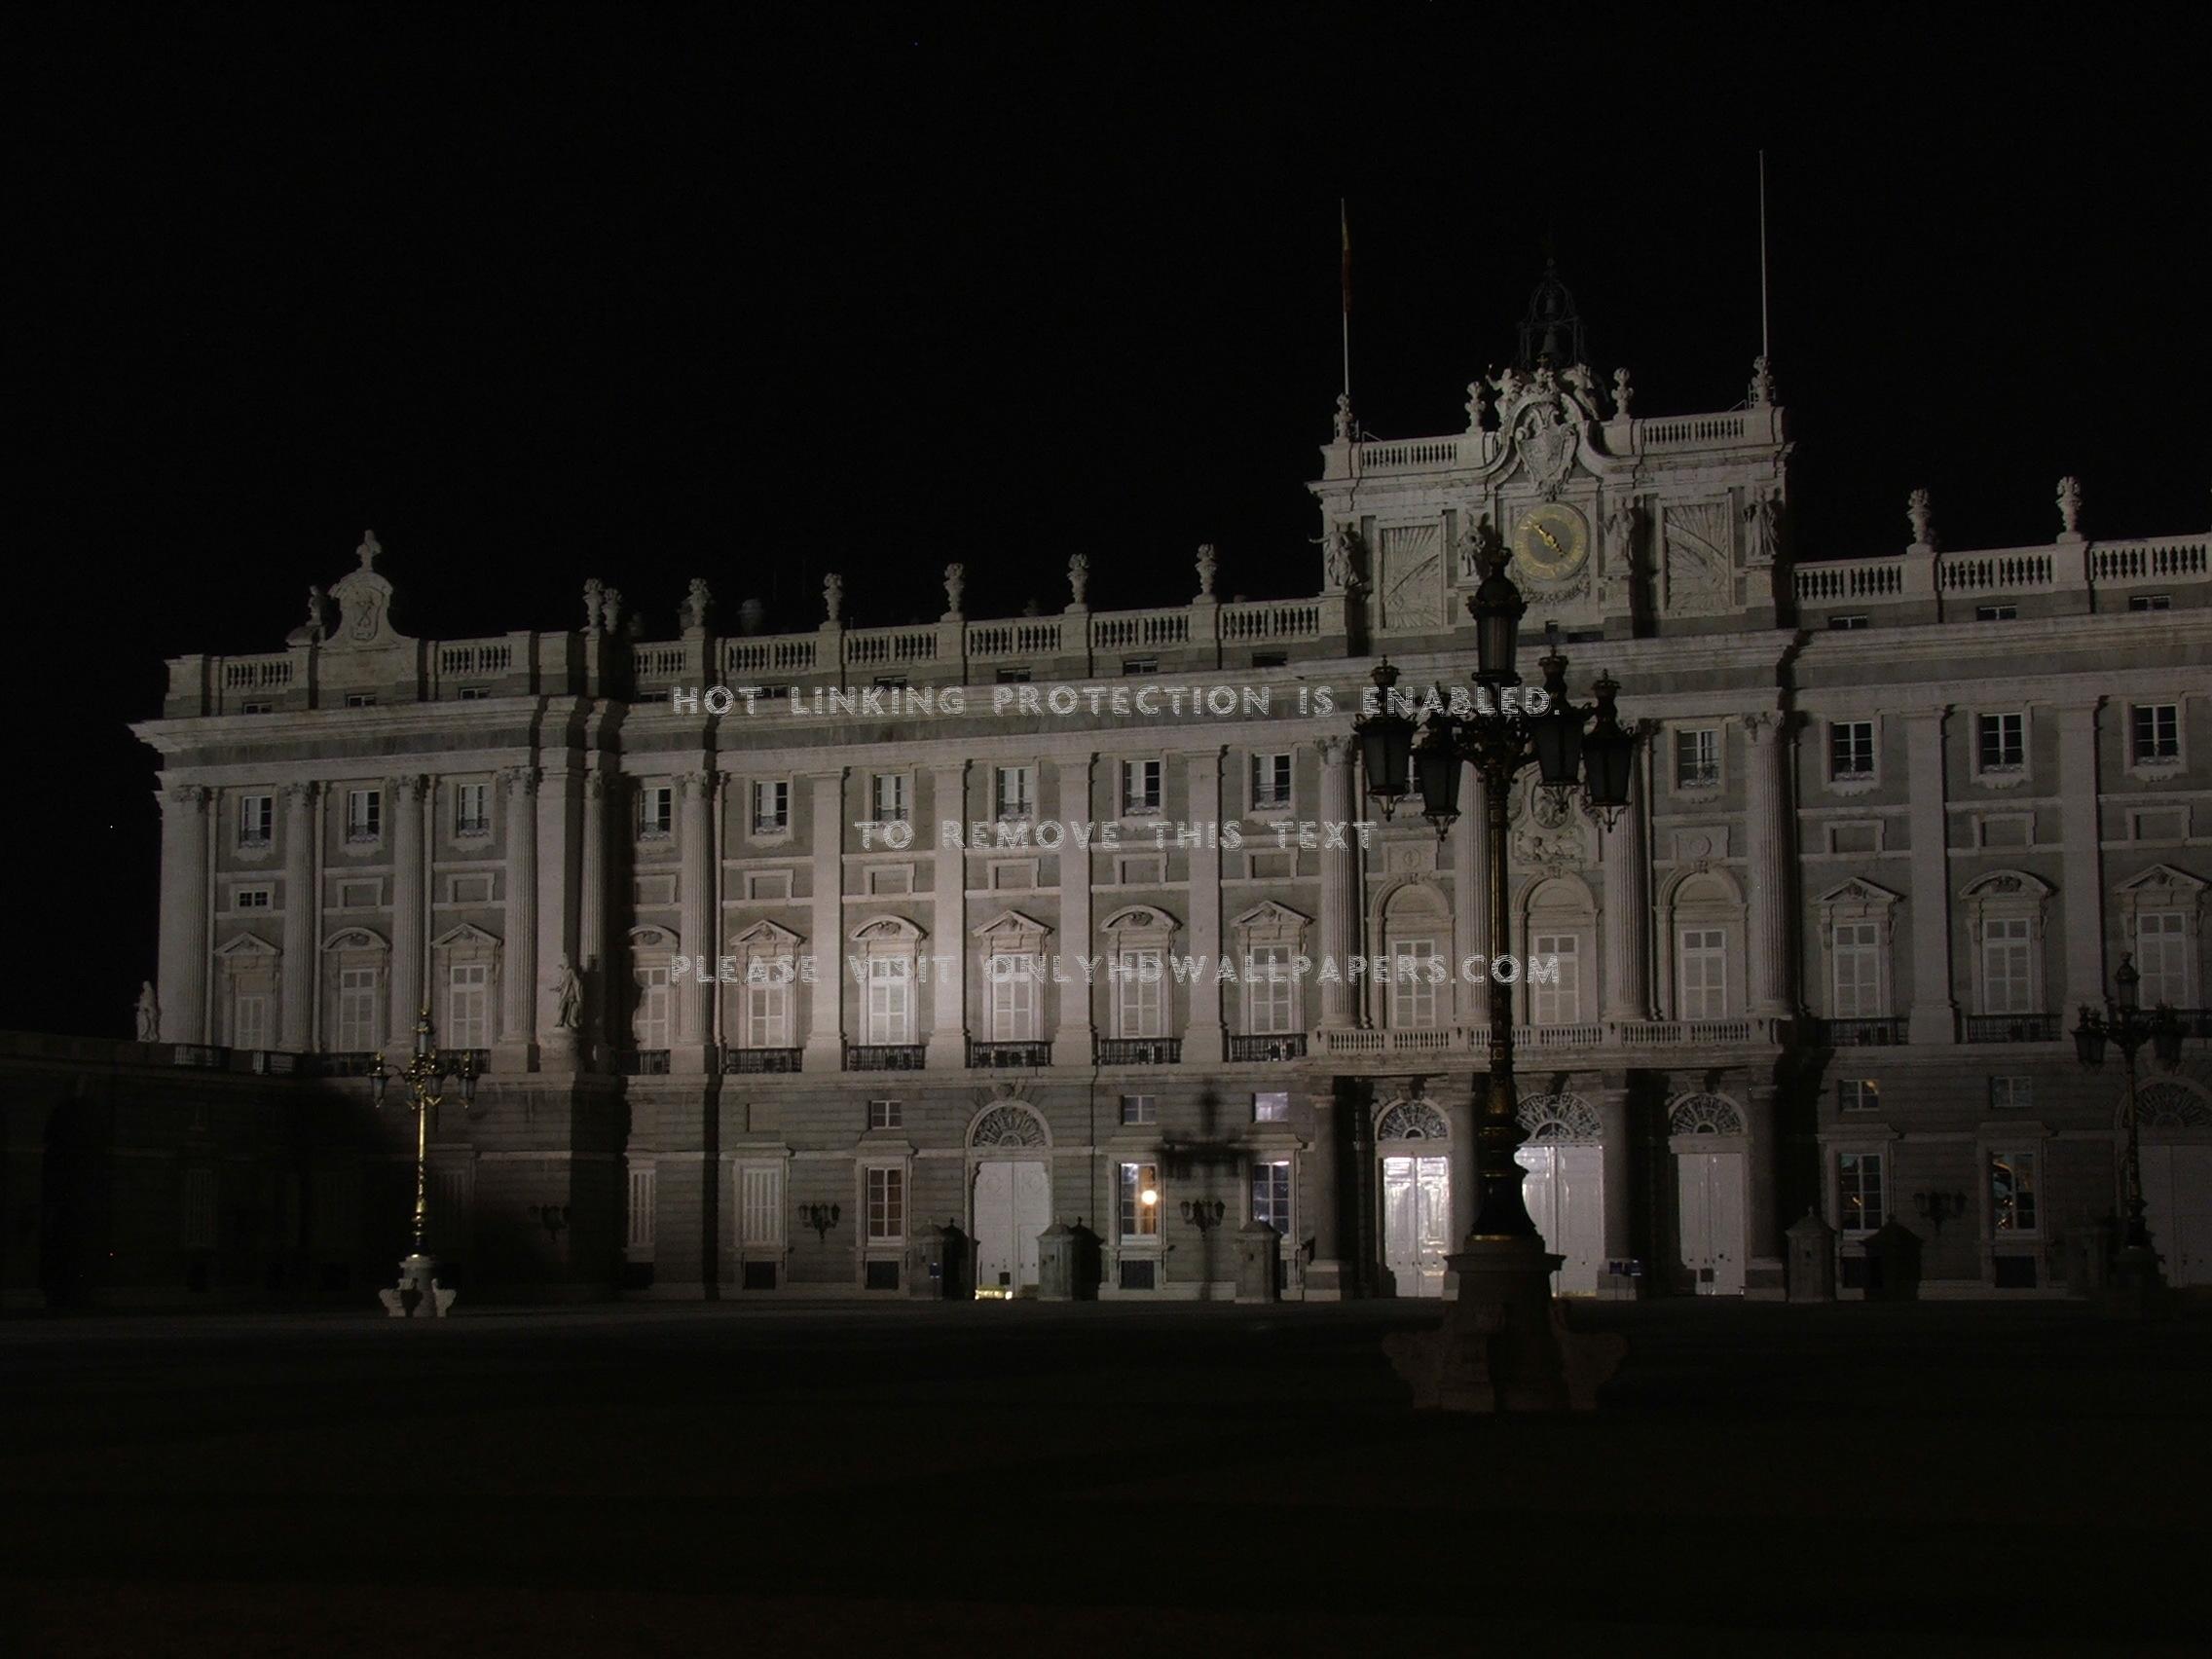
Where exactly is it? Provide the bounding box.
[1340,198,1351,403]
[1757,151,1770,362]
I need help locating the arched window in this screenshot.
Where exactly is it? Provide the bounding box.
[1379,880,1449,1030]
[1516,1090,1602,1142]
[429,924,500,1051]
[1961,870,2052,1016]
[729,920,802,1051]
[1664,869,1744,1022]
[1523,873,1596,1026]
[852,916,926,1047]
[1233,901,1309,1036]
[1667,1092,1746,1136]
[320,927,389,1053]
[2116,866,2205,1009]
[215,933,280,1051]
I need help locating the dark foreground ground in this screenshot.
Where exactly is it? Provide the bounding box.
[5,1295,2209,1657]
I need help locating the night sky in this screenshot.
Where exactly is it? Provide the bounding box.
[14,6,2206,1036]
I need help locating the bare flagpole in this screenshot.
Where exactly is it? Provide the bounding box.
[1340,198,1352,403]
[1758,151,1770,362]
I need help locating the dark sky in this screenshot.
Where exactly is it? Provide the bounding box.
[14,5,2208,1035]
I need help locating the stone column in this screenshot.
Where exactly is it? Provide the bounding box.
[577,770,608,1065]
[801,770,845,1069]
[536,764,583,1068]
[926,760,968,1068]
[1452,762,1486,1025]
[280,781,317,1051]
[1317,737,1357,1031]
[1743,712,1792,1017]
[1596,1082,1636,1290]
[1446,1090,1477,1250]
[1305,1088,1345,1299]
[1904,710,1958,1044]
[675,769,715,1069]
[387,775,426,1045]
[1601,744,1652,1024]
[1743,1080,1785,1296]
[157,783,211,1044]
[1052,754,1094,1062]
[499,767,538,1062]
[1184,747,1226,1063]
[2057,700,2107,1010]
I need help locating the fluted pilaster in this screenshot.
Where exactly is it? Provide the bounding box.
[1318,737,1357,1030]
[387,775,426,1043]
[2056,700,2106,1010]
[280,781,317,1051]
[1905,710,1957,1043]
[926,760,968,1068]
[1452,762,1485,1024]
[1743,712,1792,1016]
[1601,741,1651,1022]
[677,770,714,1047]
[157,784,211,1043]
[802,770,845,1068]
[1184,748,1225,1063]
[578,770,608,1057]
[500,767,538,1051]
[1053,755,1094,1056]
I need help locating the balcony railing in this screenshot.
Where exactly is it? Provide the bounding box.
[1964,1014,2060,1044]
[724,1046,802,1075]
[1095,1038,1181,1066]
[845,1043,926,1072]
[1230,1033,1308,1061]
[968,1039,1051,1068]
[303,1051,383,1076]
[1816,1017,1908,1047]
[615,1049,672,1075]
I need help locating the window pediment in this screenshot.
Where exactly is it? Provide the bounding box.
[973,907,1052,946]
[216,932,279,960]
[1102,904,1179,947]
[2116,864,2205,924]
[1232,900,1311,945]
[852,915,925,948]
[1963,869,2052,943]
[1817,878,1902,947]
[320,926,388,953]
[430,922,501,952]
[731,918,804,954]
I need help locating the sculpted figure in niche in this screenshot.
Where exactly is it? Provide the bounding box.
[135,981,159,1042]
[582,578,605,632]
[548,956,582,1029]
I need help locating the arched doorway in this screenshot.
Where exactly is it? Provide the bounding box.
[1375,1098,1451,1297]
[2132,1081,2212,1286]
[1515,1091,1604,1294]
[1668,1092,1748,1295]
[967,1101,1051,1297]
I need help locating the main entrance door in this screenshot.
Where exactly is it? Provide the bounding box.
[974,1160,1050,1294]
[1516,1143,1604,1294]
[1677,1151,1747,1295]
[1382,1154,1450,1297]
[2141,1143,2212,1287]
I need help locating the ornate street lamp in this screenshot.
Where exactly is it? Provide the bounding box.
[367,1008,479,1317]
[1353,544,1640,1411]
[2072,953,2185,1309]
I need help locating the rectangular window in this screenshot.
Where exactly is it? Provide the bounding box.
[1837,1152,1885,1234]
[344,692,377,708]
[1837,1078,1879,1114]
[867,1099,902,1130]
[1122,656,1159,677]
[1677,928,1727,1020]
[454,782,489,836]
[744,971,792,1048]
[457,685,489,702]
[640,785,673,837]
[866,1166,905,1242]
[2129,594,2171,612]
[1977,713,2025,771]
[2131,703,2180,762]
[995,667,1032,683]
[1990,1149,2038,1234]
[872,675,907,691]
[447,962,490,1049]
[1120,1161,1161,1240]
[633,965,671,1049]
[994,764,1036,821]
[2135,910,2191,1006]
[233,990,270,1051]
[345,788,381,841]
[870,772,909,824]
[751,780,790,835]
[235,887,272,910]
[181,1167,217,1250]
[1120,1094,1157,1126]
[866,866,912,897]
[1387,939,1441,1030]
[1974,604,2017,622]
[1529,933,1579,1024]
[1827,614,1869,631]
[1830,921,1882,1017]
[1245,944,1295,1035]
[1990,1076,2032,1111]
[1250,752,1293,812]
[1251,1160,1292,1233]
[240,701,273,715]
[238,793,274,847]
[1980,916,2034,1014]
[626,1166,657,1250]
[865,957,913,1045]
[1121,758,1162,815]
[988,953,1038,1041]
[739,1163,784,1246]
[744,870,793,902]
[1830,720,1875,778]
[336,966,377,1051]
[1253,1091,1290,1124]
[1675,728,1719,789]
[1115,949,1163,1038]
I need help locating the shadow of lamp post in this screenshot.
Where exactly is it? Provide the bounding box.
[2073,953,2185,1314]
[1912,1192,1967,1235]
[798,1201,841,1244]
[1358,535,1638,1411]
[367,1008,479,1318]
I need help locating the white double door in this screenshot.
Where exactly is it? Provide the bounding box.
[1515,1143,1604,1295]
[2141,1144,2212,1287]
[1676,1150,1747,1296]
[1382,1155,1451,1297]
[973,1160,1051,1294]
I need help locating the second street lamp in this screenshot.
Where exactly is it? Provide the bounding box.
[2072,953,2186,1312]
[368,1008,480,1318]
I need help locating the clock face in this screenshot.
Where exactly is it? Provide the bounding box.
[1511,503,1589,583]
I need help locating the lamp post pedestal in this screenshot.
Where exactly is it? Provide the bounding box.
[2102,1243,2170,1322]
[1384,1235,1628,1412]
[377,1252,459,1318]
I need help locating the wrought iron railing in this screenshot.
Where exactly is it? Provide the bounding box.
[1229,1033,1307,1061]
[724,1047,802,1074]
[1964,1014,2060,1043]
[1816,1017,1907,1047]
[614,1049,672,1075]
[968,1040,1051,1068]
[1094,1038,1181,1065]
[845,1043,926,1072]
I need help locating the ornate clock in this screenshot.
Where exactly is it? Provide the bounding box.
[1511,502,1589,584]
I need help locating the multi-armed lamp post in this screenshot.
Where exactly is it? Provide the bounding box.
[1354,538,1637,1408]
[368,1009,478,1317]
[2072,954,2184,1308]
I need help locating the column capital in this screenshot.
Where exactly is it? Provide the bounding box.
[1318,735,1351,766]
[281,779,319,807]
[164,782,211,809]
[385,773,427,801]
[502,765,539,795]
[681,769,716,799]
[584,769,608,799]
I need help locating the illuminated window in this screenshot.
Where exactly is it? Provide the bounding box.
[1120,1161,1161,1240]
[866,1165,905,1242]
[1990,1149,2038,1234]
[1251,1160,1292,1233]
[1838,1152,1884,1234]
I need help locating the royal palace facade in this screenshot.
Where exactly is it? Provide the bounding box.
[13,297,2210,1310]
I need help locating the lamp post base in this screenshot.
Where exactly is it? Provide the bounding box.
[2098,1243,2170,1322]
[1384,1235,1627,1412]
[377,1253,459,1318]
